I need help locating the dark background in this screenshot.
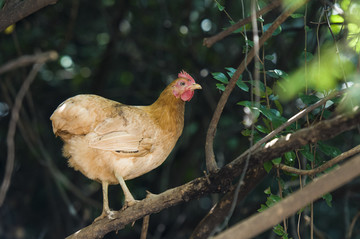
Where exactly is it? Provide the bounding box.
[1,0,360,238]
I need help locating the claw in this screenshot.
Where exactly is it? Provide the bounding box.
[122,199,139,210]
[94,209,115,222]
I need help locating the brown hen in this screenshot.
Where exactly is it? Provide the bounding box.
[50,71,201,221]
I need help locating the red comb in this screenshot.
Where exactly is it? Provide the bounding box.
[178,70,195,83]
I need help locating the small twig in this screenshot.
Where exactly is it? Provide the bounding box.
[205,0,310,173]
[0,62,44,206]
[203,0,282,48]
[0,51,58,75]
[140,215,150,239]
[347,210,360,239]
[276,144,360,175]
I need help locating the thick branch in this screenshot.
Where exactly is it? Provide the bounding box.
[203,0,282,48]
[213,154,360,239]
[205,0,310,173]
[0,0,59,32]
[67,110,360,239]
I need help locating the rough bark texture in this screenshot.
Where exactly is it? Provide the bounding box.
[0,0,59,32]
[67,110,360,239]
[213,154,360,239]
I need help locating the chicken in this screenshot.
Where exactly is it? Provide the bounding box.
[50,71,201,221]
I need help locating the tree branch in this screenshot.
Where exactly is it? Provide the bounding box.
[203,0,282,48]
[275,144,360,175]
[0,0,59,32]
[212,154,360,239]
[191,89,344,238]
[66,109,360,239]
[0,51,58,75]
[205,0,310,173]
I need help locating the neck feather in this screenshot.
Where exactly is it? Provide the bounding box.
[146,86,185,135]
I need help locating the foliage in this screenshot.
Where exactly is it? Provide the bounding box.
[1,0,360,239]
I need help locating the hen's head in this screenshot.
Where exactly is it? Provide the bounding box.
[172,70,202,101]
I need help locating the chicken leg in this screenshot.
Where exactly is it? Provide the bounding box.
[116,173,137,208]
[94,181,114,222]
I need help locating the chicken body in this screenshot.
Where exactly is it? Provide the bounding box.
[50,71,201,220]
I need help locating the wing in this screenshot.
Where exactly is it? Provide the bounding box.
[89,114,154,155]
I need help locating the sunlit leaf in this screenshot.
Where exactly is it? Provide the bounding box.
[212,72,229,84]
[330,14,344,34]
[216,83,226,91]
[267,69,288,79]
[276,46,354,101]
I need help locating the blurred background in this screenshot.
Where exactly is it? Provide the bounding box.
[1,0,360,238]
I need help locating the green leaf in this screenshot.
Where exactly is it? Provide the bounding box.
[263,23,282,36]
[256,124,269,133]
[273,224,285,236]
[216,83,226,91]
[267,194,281,206]
[284,151,295,164]
[301,51,314,62]
[299,93,320,105]
[216,2,225,11]
[274,100,283,115]
[249,79,266,92]
[272,157,282,165]
[241,128,252,136]
[237,100,253,107]
[300,146,314,162]
[322,193,332,207]
[212,72,229,84]
[265,54,275,61]
[266,69,288,79]
[276,46,355,101]
[225,68,249,92]
[291,13,304,18]
[258,204,268,212]
[236,80,249,92]
[263,161,273,173]
[318,142,342,158]
[264,187,272,195]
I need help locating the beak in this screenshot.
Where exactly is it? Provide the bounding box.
[188,83,202,91]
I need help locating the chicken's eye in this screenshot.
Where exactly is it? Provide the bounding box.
[180,82,186,86]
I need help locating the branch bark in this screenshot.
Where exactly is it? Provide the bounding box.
[191,89,344,238]
[67,109,360,239]
[204,0,310,173]
[0,0,59,32]
[212,154,360,239]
